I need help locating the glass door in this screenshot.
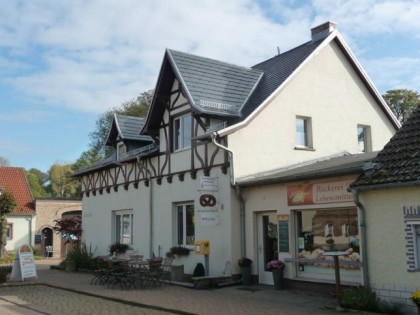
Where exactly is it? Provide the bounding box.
[257,211,278,284]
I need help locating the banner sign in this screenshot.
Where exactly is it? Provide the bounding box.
[10,244,37,281]
[287,180,353,206]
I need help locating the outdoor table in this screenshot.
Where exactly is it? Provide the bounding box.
[321,251,349,300]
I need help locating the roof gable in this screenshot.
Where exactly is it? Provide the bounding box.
[106,114,153,146]
[0,167,35,215]
[351,106,420,188]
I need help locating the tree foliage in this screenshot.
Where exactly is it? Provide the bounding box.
[87,90,153,161]
[26,168,50,198]
[383,89,420,124]
[53,216,82,245]
[0,190,17,258]
[48,163,79,198]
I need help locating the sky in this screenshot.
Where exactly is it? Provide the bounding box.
[1,0,419,173]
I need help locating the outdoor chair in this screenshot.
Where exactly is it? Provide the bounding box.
[44,246,54,258]
[158,257,174,284]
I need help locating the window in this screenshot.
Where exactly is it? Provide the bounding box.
[6,224,13,240]
[117,142,127,160]
[176,203,195,246]
[114,210,133,245]
[296,116,312,148]
[342,224,349,237]
[325,223,334,237]
[357,125,371,153]
[173,114,192,151]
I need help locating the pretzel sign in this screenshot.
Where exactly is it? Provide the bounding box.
[200,194,216,207]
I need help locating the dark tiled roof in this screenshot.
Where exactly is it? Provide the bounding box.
[0,167,35,215]
[168,49,263,117]
[237,152,377,187]
[351,106,420,188]
[106,114,152,145]
[241,39,324,118]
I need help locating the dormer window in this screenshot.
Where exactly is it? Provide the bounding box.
[117,142,127,160]
[173,114,191,151]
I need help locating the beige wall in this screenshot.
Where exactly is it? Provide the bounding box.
[35,199,82,258]
[359,187,420,287]
[229,41,396,179]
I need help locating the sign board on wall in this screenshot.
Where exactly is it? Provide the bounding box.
[277,214,289,252]
[199,176,218,191]
[10,244,37,281]
[287,180,353,206]
[199,211,219,226]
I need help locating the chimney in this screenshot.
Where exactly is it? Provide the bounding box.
[311,21,337,41]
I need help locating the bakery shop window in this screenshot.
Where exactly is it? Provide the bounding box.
[295,208,361,283]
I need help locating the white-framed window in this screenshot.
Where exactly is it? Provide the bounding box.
[113,210,133,245]
[325,223,334,237]
[6,223,13,240]
[175,203,195,246]
[342,224,349,237]
[117,142,127,160]
[173,114,192,151]
[296,116,312,148]
[357,125,371,153]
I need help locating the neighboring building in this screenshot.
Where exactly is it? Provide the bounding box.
[0,167,36,252]
[34,198,82,258]
[74,21,399,290]
[350,106,420,314]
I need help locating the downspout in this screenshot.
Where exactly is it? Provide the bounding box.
[351,189,370,288]
[211,133,246,258]
[136,156,154,258]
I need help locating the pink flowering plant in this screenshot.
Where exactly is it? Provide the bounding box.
[266,260,285,271]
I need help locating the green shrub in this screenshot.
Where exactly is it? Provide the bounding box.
[340,286,380,312]
[0,251,14,264]
[61,243,94,271]
[193,263,205,277]
[0,265,12,284]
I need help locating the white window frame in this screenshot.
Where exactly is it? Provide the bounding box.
[113,210,133,245]
[117,142,127,160]
[342,224,349,237]
[296,116,313,149]
[408,221,420,269]
[173,114,192,151]
[175,203,195,246]
[6,223,13,240]
[357,125,371,153]
[325,223,334,237]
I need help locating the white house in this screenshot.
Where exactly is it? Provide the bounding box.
[74,22,399,289]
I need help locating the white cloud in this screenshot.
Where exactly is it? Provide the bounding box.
[0,0,418,116]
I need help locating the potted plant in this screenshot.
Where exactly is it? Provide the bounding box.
[410,290,420,314]
[266,260,285,290]
[238,257,252,285]
[108,242,129,258]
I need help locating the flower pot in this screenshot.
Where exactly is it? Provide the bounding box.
[272,268,284,290]
[240,265,252,285]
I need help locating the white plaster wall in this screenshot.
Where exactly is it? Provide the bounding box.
[82,167,237,276]
[5,216,35,251]
[229,41,396,179]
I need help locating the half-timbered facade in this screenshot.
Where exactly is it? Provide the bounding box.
[75,22,400,282]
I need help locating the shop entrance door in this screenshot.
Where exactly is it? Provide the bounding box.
[257,211,278,284]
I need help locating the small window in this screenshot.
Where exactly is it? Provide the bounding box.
[114,210,133,245]
[342,224,349,237]
[117,142,127,160]
[296,116,312,148]
[357,125,371,153]
[325,223,334,237]
[173,114,192,151]
[176,203,195,246]
[6,224,13,240]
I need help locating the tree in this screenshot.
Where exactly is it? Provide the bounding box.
[383,89,420,124]
[26,168,50,198]
[48,163,79,198]
[52,216,82,245]
[0,190,17,258]
[87,90,153,160]
[0,157,10,166]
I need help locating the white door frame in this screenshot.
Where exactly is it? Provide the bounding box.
[257,211,278,285]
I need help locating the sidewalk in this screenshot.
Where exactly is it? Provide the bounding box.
[7,259,363,315]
